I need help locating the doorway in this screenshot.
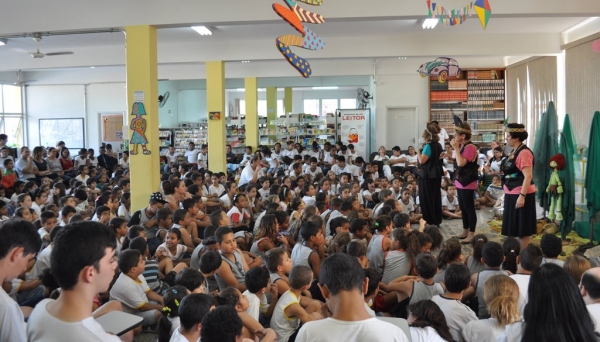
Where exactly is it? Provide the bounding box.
[386,106,418,150]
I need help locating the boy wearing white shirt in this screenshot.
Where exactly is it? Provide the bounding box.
[27,221,124,342]
[197,144,209,170]
[170,293,215,342]
[244,267,278,322]
[239,146,253,167]
[1,219,41,342]
[304,157,323,180]
[331,156,352,176]
[442,184,462,219]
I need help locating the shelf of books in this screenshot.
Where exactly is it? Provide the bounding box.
[258,114,337,147]
[429,69,505,146]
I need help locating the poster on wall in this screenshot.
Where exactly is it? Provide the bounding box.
[337,109,370,160]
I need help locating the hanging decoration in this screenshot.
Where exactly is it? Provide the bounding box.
[417,57,462,83]
[273,0,325,78]
[426,0,492,30]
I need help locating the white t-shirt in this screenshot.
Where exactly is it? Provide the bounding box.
[0,287,26,342]
[410,326,448,342]
[244,290,268,321]
[109,273,151,313]
[588,303,600,333]
[303,196,316,206]
[431,295,478,342]
[462,317,505,342]
[27,245,52,281]
[184,149,199,164]
[438,127,450,142]
[74,156,88,168]
[296,317,409,342]
[163,151,179,164]
[220,194,233,210]
[238,165,256,187]
[156,243,187,261]
[169,327,199,342]
[27,299,120,342]
[197,152,208,169]
[208,184,225,197]
[400,197,415,215]
[442,195,459,211]
[390,154,406,167]
[304,166,323,179]
[119,158,129,169]
[510,274,530,314]
[405,154,418,166]
[38,227,50,240]
[497,321,523,342]
[331,164,352,176]
[227,206,249,225]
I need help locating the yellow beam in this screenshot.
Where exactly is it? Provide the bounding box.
[245,77,259,149]
[207,61,226,173]
[266,87,277,129]
[284,87,293,116]
[125,25,160,211]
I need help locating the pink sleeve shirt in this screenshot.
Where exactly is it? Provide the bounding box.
[503,149,536,195]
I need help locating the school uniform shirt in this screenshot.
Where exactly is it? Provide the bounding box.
[400,197,416,215]
[75,174,90,183]
[31,201,42,217]
[227,206,249,225]
[169,328,198,342]
[331,164,352,176]
[27,299,120,342]
[510,273,530,314]
[109,273,151,313]
[258,188,270,199]
[38,227,50,240]
[156,243,187,261]
[486,184,504,200]
[432,295,478,342]
[244,290,268,321]
[208,184,225,197]
[281,148,298,159]
[588,303,600,333]
[27,245,52,281]
[390,154,407,168]
[307,150,320,160]
[88,157,98,167]
[410,326,448,342]
[118,204,131,221]
[296,317,409,342]
[197,152,209,169]
[462,318,506,342]
[118,158,129,169]
[326,210,344,237]
[239,153,253,167]
[0,287,27,342]
[73,156,88,168]
[304,166,323,179]
[303,196,316,206]
[184,149,199,164]
[442,195,459,211]
[271,290,301,342]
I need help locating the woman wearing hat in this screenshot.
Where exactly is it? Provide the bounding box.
[501,123,536,251]
[417,122,444,227]
[451,120,479,243]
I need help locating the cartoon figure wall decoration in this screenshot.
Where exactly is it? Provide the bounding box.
[426,0,492,30]
[417,57,461,83]
[273,0,325,78]
[129,102,151,155]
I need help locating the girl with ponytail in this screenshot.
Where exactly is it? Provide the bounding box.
[157,285,189,342]
[463,275,520,341]
[366,215,393,274]
[501,237,521,274]
[433,238,462,283]
[381,228,422,284]
[464,234,488,275]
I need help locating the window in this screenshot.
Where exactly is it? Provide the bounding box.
[258,100,267,117]
[0,85,24,147]
[340,98,356,109]
[303,99,319,115]
[239,99,246,116]
[277,100,285,117]
[321,99,338,116]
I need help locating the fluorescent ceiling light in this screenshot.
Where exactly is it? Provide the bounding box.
[191,26,212,36]
[422,18,438,30]
[312,86,338,90]
[563,17,598,34]
[90,66,95,69]
[235,88,266,92]
[241,60,250,63]
[398,57,407,60]
[0,39,6,46]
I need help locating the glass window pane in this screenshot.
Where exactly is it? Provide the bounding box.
[277,100,285,117]
[303,99,319,115]
[239,100,246,115]
[321,99,338,117]
[2,85,21,113]
[0,86,3,113]
[4,117,22,147]
[258,100,267,117]
[340,98,356,109]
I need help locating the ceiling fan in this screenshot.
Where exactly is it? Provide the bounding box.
[28,34,73,58]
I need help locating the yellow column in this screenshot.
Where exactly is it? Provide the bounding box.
[284,87,293,116]
[266,87,278,142]
[206,61,226,173]
[125,25,160,211]
[244,77,259,149]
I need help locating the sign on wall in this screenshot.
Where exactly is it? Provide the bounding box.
[337,109,370,160]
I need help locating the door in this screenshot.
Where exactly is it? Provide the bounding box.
[386,107,418,150]
[100,113,125,153]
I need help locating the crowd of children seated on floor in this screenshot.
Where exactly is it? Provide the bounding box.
[3,139,600,342]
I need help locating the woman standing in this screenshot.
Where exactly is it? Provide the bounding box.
[451,121,479,243]
[417,122,443,227]
[501,123,536,251]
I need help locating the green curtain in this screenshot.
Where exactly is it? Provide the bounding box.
[533,101,559,209]
[559,114,576,238]
[586,112,600,219]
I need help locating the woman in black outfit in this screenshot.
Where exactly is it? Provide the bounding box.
[417,122,444,227]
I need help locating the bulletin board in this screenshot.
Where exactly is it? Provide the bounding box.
[101,113,124,141]
[39,118,85,150]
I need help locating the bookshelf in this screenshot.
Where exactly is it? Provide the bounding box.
[258,114,337,147]
[429,69,505,146]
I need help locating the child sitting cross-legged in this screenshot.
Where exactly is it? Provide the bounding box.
[270,265,323,342]
[243,266,279,323]
[109,249,165,327]
[217,287,277,342]
[442,183,462,220]
[386,253,444,308]
[155,228,194,274]
[264,246,293,295]
[157,285,189,342]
